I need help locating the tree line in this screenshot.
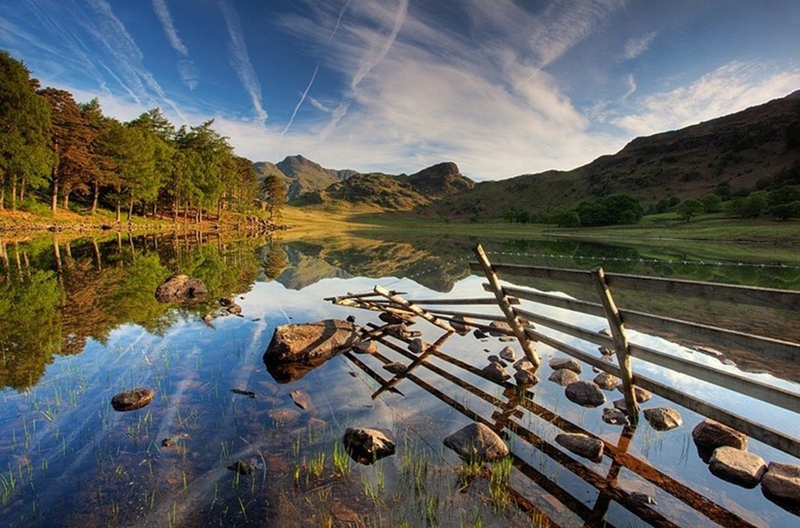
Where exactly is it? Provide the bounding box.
[0,50,285,223]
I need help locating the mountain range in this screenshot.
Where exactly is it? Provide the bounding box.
[255,90,800,219]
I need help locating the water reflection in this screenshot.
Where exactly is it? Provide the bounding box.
[0,231,797,527]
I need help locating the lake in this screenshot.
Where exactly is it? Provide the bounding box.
[0,230,798,527]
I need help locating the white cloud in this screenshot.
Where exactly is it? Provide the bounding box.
[612,61,800,136]
[151,0,188,56]
[622,73,637,100]
[217,0,267,124]
[622,31,656,61]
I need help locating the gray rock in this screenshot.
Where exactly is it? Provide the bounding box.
[409,338,428,354]
[352,340,378,354]
[548,368,580,386]
[383,362,406,375]
[709,446,766,487]
[514,369,539,387]
[602,407,630,426]
[762,462,800,502]
[155,274,208,303]
[264,319,360,365]
[692,419,748,451]
[111,388,155,412]
[549,357,582,374]
[618,385,652,403]
[499,346,516,362]
[565,380,606,407]
[473,329,488,339]
[555,433,604,462]
[444,423,509,462]
[343,427,396,465]
[643,407,683,431]
[482,362,510,384]
[593,372,618,390]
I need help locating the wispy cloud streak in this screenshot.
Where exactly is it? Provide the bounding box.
[282,63,319,136]
[151,0,187,56]
[217,0,267,124]
[622,32,656,60]
[350,0,408,91]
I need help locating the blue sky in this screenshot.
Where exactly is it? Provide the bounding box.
[1,0,798,180]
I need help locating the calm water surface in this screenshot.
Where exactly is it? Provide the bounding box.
[0,231,798,527]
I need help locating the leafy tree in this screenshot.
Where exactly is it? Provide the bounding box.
[699,193,723,213]
[677,199,704,222]
[261,173,287,222]
[0,51,54,210]
[731,191,769,219]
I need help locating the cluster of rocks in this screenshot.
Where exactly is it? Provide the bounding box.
[203,296,245,323]
[693,419,800,505]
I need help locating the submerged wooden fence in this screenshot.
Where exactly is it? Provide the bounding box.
[328,244,800,525]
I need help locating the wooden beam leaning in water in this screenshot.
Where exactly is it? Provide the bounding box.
[591,267,640,424]
[473,244,540,367]
[373,285,456,332]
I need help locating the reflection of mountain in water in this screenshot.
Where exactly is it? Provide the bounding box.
[275,246,352,290]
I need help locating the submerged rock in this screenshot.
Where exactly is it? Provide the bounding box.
[643,407,682,431]
[514,369,539,387]
[489,320,512,336]
[290,390,313,411]
[499,346,516,362]
[228,458,260,475]
[409,338,428,354]
[481,362,510,384]
[593,372,619,391]
[383,362,406,375]
[444,422,508,462]
[618,385,652,403]
[451,315,474,335]
[343,427,396,465]
[513,359,536,372]
[155,275,207,303]
[602,407,630,426]
[709,446,766,488]
[555,433,604,462]
[548,369,580,386]
[111,388,155,412]
[565,380,606,407]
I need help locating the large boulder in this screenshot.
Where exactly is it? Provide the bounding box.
[343,427,396,465]
[444,422,509,462]
[155,274,208,303]
[263,319,360,380]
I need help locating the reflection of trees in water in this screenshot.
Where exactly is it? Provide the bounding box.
[0,233,264,390]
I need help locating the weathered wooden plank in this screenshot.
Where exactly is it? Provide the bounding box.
[591,268,640,422]
[492,284,605,317]
[473,245,540,366]
[369,296,520,306]
[468,262,593,284]
[374,285,456,332]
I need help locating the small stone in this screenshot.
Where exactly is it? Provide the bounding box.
[444,422,508,462]
[548,369,580,386]
[343,427,396,465]
[692,419,748,451]
[598,346,614,356]
[473,329,488,339]
[489,321,512,336]
[451,316,474,335]
[629,492,657,505]
[513,359,536,372]
[268,407,301,426]
[709,446,766,487]
[499,346,516,362]
[228,458,258,475]
[409,338,428,354]
[514,369,539,386]
[379,312,408,325]
[618,385,652,403]
[220,297,234,306]
[383,362,406,375]
[549,357,582,374]
[487,355,506,366]
[555,433,604,462]
[762,462,800,502]
[643,407,682,431]
[346,315,356,323]
[111,388,155,412]
[227,303,242,315]
[593,372,618,390]
[290,390,313,410]
[498,336,515,342]
[565,381,606,407]
[161,438,174,448]
[482,362,510,384]
[613,398,628,412]
[602,407,630,426]
[352,340,378,354]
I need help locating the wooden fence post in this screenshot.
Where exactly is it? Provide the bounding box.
[473,244,540,368]
[591,267,639,424]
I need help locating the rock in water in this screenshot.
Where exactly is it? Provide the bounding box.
[409,338,427,354]
[555,433,604,462]
[290,390,313,411]
[549,357,582,374]
[593,372,618,390]
[352,340,378,354]
[444,423,508,462]
[762,462,800,502]
[565,380,606,407]
[514,369,539,387]
[263,319,360,375]
[155,275,208,303]
[481,362,510,384]
[111,388,155,412]
[709,447,766,488]
[343,427,396,464]
[692,419,748,451]
[602,407,630,426]
[499,346,516,362]
[548,369,580,386]
[643,407,683,431]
